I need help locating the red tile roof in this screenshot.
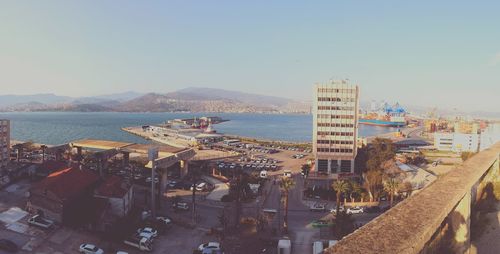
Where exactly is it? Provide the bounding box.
[32,167,100,201]
[95,175,129,198]
[37,161,68,173]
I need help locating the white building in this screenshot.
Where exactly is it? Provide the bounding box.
[312,80,359,176]
[434,132,479,153]
[480,123,500,151]
[0,119,10,170]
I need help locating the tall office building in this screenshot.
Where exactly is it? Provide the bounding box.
[313,80,359,176]
[0,119,10,169]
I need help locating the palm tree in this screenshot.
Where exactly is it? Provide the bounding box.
[348,181,362,203]
[279,176,295,234]
[332,180,349,214]
[230,169,249,229]
[40,145,47,163]
[383,177,401,207]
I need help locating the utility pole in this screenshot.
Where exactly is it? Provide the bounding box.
[277,181,282,236]
[148,147,159,219]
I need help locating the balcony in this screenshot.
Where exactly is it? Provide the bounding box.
[325,142,500,254]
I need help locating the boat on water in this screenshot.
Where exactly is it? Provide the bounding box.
[359,102,407,127]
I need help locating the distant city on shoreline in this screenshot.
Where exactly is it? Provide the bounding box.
[1,87,498,119]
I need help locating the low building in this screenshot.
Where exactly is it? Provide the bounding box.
[480,122,500,151]
[94,175,133,217]
[28,167,100,225]
[434,132,479,153]
[396,161,437,193]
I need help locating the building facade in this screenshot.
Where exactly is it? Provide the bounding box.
[312,80,359,176]
[434,132,479,153]
[480,122,500,151]
[0,119,10,170]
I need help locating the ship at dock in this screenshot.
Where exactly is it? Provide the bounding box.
[359,101,407,127]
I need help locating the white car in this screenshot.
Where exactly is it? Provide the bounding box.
[156,216,172,225]
[198,242,221,251]
[137,227,158,238]
[309,203,326,212]
[347,206,364,214]
[79,244,104,254]
[330,207,345,214]
[283,170,292,178]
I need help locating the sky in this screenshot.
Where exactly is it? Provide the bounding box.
[0,1,499,112]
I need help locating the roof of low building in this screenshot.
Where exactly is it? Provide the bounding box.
[95,175,130,198]
[31,167,99,201]
[37,161,68,173]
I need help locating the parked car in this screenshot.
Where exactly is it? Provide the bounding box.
[311,219,333,228]
[172,202,190,211]
[198,242,221,251]
[260,170,268,179]
[196,182,207,191]
[330,206,345,214]
[0,239,18,253]
[346,206,364,214]
[145,177,159,184]
[167,180,177,188]
[283,170,292,178]
[79,243,104,254]
[309,203,326,212]
[156,216,172,226]
[137,227,158,238]
[27,215,54,229]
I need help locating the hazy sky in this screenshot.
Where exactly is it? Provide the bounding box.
[0,1,499,111]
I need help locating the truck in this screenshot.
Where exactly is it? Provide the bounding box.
[123,236,152,252]
[27,215,54,229]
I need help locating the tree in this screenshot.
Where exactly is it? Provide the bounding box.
[229,169,250,229]
[383,177,401,207]
[366,138,395,172]
[332,211,355,239]
[400,181,414,198]
[332,180,349,212]
[363,169,383,202]
[279,176,295,234]
[348,181,362,203]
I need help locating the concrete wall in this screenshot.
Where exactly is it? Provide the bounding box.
[326,142,500,254]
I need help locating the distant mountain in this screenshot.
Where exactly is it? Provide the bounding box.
[0,93,72,107]
[88,91,144,101]
[171,87,292,107]
[0,88,310,113]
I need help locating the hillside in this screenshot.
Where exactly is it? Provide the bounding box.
[0,88,311,113]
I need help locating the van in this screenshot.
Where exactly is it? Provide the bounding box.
[312,241,324,254]
[260,170,268,178]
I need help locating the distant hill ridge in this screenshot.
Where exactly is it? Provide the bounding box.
[0,88,311,113]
